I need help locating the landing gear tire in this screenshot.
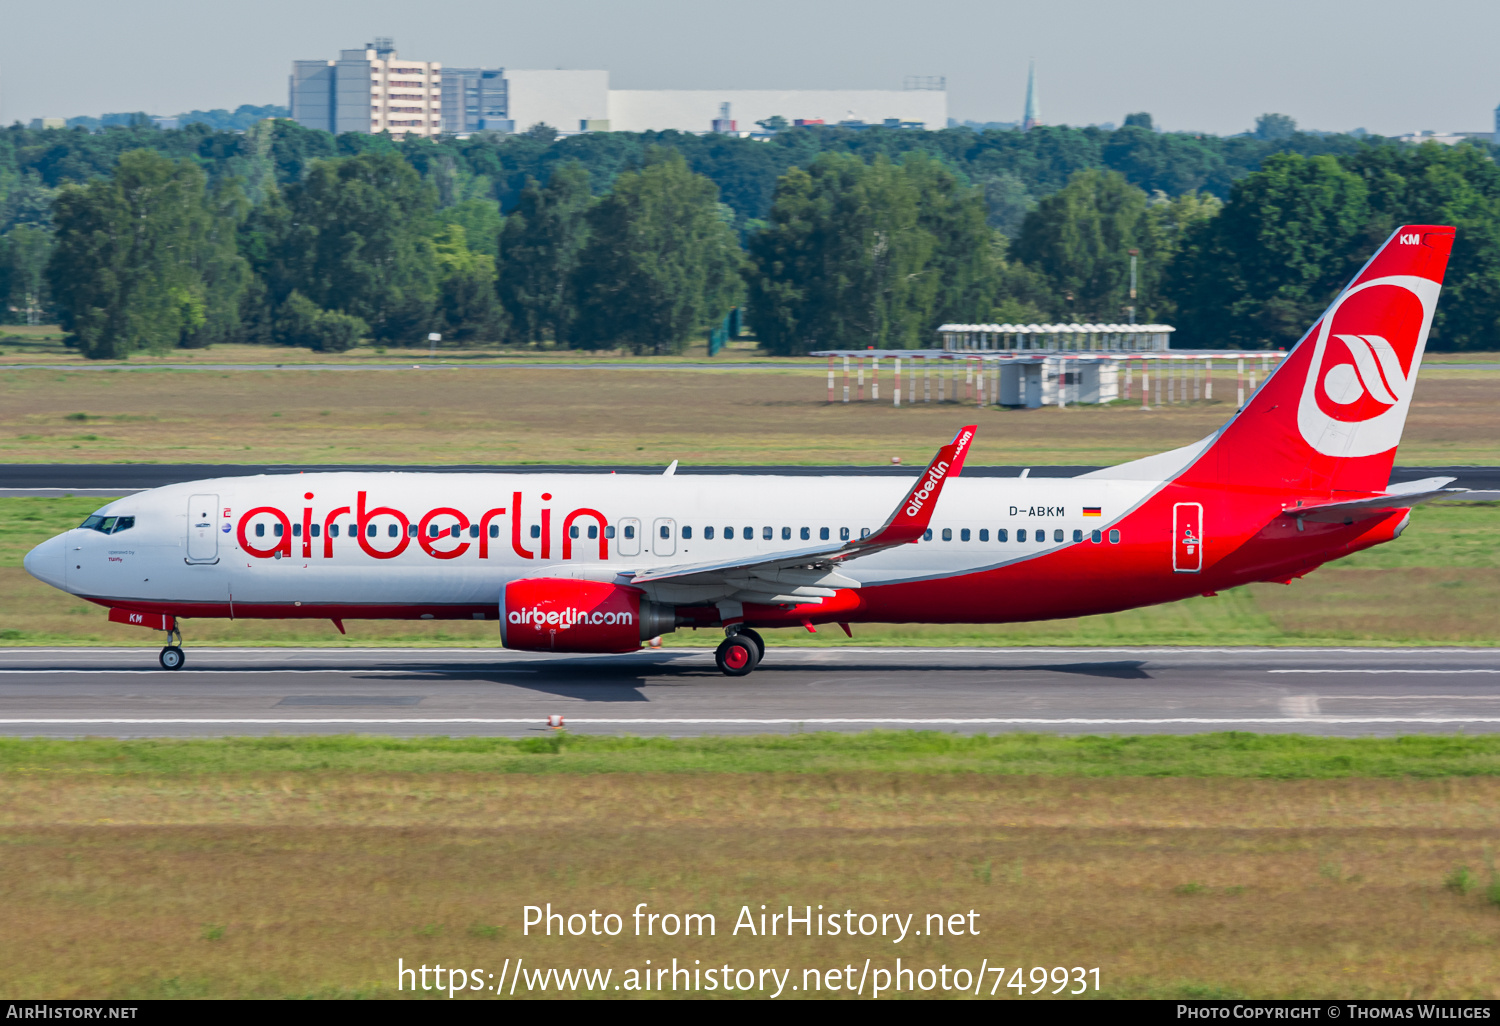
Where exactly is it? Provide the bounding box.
[736,628,765,663]
[159,645,185,671]
[715,636,759,677]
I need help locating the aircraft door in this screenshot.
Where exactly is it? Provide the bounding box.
[1173,502,1203,573]
[617,518,641,557]
[186,494,219,564]
[653,518,676,557]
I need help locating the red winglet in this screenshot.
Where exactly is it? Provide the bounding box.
[861,425,976,547]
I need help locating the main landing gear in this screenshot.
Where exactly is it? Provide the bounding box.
[715,627,765,677]
[159,626,185,671]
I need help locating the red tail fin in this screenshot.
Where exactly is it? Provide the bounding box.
[1198,224,1454,496]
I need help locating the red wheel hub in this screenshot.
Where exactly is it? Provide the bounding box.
[723,644,750,669]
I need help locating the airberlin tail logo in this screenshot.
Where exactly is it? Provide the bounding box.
[1320,333,1410,412]
[1297,274,1440,459]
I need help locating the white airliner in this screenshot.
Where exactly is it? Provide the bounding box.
[23,224,1473,674]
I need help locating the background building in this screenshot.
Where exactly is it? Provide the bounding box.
[291,38,442,138]
[291,48,945,137]
[441,67,509,134]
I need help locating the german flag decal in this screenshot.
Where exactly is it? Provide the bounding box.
[1083,507,1102,517]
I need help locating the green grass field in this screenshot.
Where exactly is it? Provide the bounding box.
[4,734,1500,999]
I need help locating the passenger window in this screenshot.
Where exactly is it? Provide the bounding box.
[569,526,579,539]
[273,523,284,537]
[683,526,693,540]
[1073,529,1083,543]
[604,526,615,539]
[997,529,1008,542]
[406,524,416,537]
[113,516,135,534]
[660,525,671,540]
[391,525,402,538]
[705,526,715,540]
[367,524,377,538]
[292,523,302,537]
[942,528,952,541]
[310,523,320,537]
[979,529,989,542]
[800,527,810,541]
[762,527,772,540]
[255,523,265,538]
[742,526,751,539]
[330,524,340,538]
[531,525,542,539]
[961,528,971,542]
[624,525,635,540]
[450,525,460,538]
[1091,530,1102,543]
[860,528,870,539]
[469,525,479,538]
[430,524,440,538]
[587,525,598,540]
[489,524,500,539]
[1053,529,1064,543]
[820,527,830,541]
[782,527,791,541]
[923,528,932,541]
[1038,531,1048,544]
[1017,529,1026,542]
[1109,529,1121,544]
[840,527,850,541]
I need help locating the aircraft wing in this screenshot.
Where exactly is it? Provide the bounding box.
[621,425,977,604]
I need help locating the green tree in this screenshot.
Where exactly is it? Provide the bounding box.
[265,152,439,343]
[903,152,998,324]
[439,198,503,258]
[496,164,593,345]
[432,223,505,342]
[1163,153,1371,348]
[572,151,743,354]
[274,290,368,351]
[1255,114,1298,141]
[745,153,935,355]
[1013,169,1150,321]
[0,225,53,324]
[47,149,251,358]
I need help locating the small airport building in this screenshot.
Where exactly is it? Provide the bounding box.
[814,323,1284,409]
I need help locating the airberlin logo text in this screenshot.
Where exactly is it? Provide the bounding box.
[234,490,610,563]
[904,431,972,518]
[509,606,635,628]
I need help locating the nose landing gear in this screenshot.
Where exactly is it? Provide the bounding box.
[714,627,765,677]
[159,626,185,671]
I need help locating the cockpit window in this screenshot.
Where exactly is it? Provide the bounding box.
[78,515,135,535]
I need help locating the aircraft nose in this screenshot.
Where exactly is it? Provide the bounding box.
[23,534,68,591]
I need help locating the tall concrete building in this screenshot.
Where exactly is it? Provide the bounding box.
[290,38,443,138]
[442,67,510,134]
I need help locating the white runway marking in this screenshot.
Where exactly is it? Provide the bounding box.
[0,669,533,675]
[5,717,1500,726]
[1268,669,1500,674]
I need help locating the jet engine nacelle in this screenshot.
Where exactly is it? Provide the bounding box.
[500,577,675,653]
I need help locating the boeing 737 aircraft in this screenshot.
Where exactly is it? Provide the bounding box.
[24,224,1471,674]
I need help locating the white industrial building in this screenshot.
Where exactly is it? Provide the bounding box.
[291,43,947,137]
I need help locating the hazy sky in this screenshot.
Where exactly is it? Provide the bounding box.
[4,0,1497,136]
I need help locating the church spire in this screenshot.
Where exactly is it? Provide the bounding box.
[1022,61,1041,131]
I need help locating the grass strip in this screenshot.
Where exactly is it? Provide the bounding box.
[5,730,1500,778]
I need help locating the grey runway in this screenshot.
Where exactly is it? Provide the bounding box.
[2,647,1500,738]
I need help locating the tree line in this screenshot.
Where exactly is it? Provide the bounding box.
[5,118,1500,353]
